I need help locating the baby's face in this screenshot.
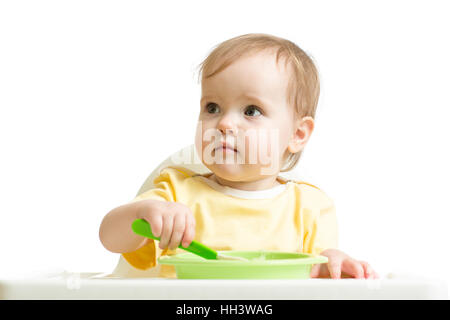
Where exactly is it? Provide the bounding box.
[195,50,300,182]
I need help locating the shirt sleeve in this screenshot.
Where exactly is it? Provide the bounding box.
[121,168,177,271]
[308,201,338,256]
[301,187,339,256]
[130,168,177,203]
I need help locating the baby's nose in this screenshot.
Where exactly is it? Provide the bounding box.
[217,114,239,136]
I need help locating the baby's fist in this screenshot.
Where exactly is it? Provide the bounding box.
[137,200,196,250]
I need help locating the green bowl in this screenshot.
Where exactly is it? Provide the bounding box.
[158,250,328,279]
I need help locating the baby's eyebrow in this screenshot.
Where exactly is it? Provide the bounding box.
[200,94,269,107]
[200,96,214,104]
[239,94,269,107]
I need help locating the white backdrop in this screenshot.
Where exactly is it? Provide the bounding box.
[1,0,449,288]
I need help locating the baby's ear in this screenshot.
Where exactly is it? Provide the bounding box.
[288,116,314,153]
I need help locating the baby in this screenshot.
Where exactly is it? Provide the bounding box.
[99,33,378,279]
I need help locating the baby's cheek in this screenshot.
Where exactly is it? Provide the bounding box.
[240,133,259,164]
[240,129,280,165]
[194,122,204,152]
[195,124,219,161]
[260,128,280,157]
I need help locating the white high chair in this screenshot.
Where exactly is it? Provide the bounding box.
[0,145,447,299]
[136,144,211,196]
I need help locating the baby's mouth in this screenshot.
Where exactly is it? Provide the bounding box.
[214,146,238,153]
[214,142,238,153]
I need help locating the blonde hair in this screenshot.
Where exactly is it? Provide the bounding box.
[196,33,320,172]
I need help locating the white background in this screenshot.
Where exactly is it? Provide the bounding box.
[1,0,449,289]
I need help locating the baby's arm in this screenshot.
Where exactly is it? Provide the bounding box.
[301,186,378,279]
[99,199,196,254]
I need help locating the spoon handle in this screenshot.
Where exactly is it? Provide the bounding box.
[131,219,218,259]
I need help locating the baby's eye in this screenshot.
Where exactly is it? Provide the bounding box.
[205,103,220,114]
[244,105,262,117]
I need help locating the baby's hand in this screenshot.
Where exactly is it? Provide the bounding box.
[310,248,379,279]
[136,199,196,250]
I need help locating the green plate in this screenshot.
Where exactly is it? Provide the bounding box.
[158,250,328,279]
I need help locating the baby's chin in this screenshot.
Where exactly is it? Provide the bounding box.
[205,163,271,182]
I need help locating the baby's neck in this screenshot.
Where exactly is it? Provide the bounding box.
[209,173,281,191]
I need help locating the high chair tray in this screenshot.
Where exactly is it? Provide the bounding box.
[0,272,447,299]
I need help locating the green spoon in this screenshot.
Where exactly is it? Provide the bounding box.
[131,219,247,261]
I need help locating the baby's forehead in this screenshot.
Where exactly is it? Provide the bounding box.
[232,49,291,75]
[202,51,291,95]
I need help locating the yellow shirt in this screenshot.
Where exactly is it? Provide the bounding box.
[112,165,338,278]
